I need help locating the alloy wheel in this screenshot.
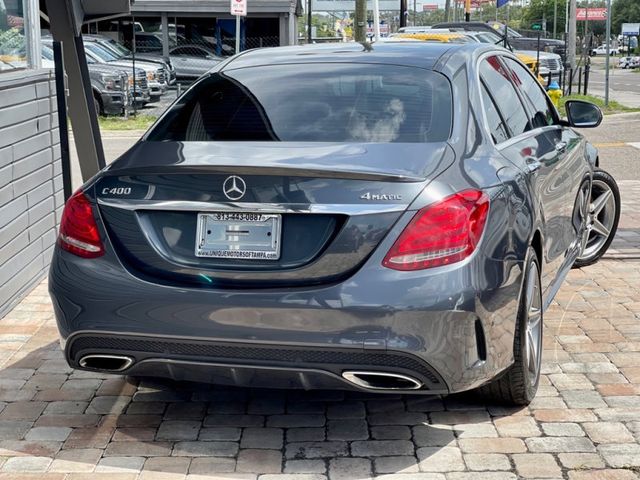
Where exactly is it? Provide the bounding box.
[524,260,542,387]
[577,179,616,262]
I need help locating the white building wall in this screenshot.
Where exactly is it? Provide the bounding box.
[0,70,63,318]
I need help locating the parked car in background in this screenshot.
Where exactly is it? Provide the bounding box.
[591,45,619,56]
[101,20,144,42]
[135,32,236,57]
[619,56,640,69]
[168,45,224,80]
[51,42,605,406]
[132,32,171,53]
[397,29,551,84]
[41,43,139,115]
[433,21,566,55]
[518,50,563,82]
[83,34,176,85]
[82,41,167,101]
[42,38,151,107]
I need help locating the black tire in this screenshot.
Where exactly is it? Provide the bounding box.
[478,246,542,406]
[93,93,103,116]
[573,168,620,269]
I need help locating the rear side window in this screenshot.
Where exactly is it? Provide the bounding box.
[480,82,510,144]
[503,58,556,129]
[147,64,453,143]
[479,56,530,137]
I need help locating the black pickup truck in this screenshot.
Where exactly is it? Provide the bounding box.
[433,21,566,55]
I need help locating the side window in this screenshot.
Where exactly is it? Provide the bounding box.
[479,56,530,137]
[480,81,510,144]
[503,58,556,129]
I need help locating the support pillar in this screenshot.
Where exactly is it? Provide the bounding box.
[161,13,170,58]
[45,0,106,180]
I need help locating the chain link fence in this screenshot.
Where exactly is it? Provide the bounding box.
[128,36,280,84]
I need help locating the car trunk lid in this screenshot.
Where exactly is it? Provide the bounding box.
[92,141,454,288]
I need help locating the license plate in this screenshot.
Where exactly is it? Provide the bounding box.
[195,212,281,260]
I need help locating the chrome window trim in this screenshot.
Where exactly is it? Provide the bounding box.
[97,198,407,215]
[475,51,562,151]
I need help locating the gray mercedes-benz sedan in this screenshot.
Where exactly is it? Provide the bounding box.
[50,42,604,405]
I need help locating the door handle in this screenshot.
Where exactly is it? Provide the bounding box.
[555,141,568,153]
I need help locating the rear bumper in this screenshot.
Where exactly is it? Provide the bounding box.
[50,232,525,394]
[65,331,447,393]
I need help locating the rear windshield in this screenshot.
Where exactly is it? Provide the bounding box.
[147,63,453,143]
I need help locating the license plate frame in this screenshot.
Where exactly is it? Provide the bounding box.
[195,212,282,260]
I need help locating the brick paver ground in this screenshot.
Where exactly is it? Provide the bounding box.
[0,181,639,480]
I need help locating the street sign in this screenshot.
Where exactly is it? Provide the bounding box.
[496,0,509,8]
[367,23,389,36]
[531,23,542,30]
[470,0,493,7]
[230,0,247,16]
[422,4,438,11]
[576,8,607,21]
[622,23,640,35]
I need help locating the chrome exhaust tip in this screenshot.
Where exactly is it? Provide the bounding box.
[79,354,134,372]
[342,371,423,390]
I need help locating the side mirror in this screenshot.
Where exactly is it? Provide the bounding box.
[564,100,603,128]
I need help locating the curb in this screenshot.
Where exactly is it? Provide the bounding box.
[100,130,146,137]
[70,130,146,138]
[602,111,640,120]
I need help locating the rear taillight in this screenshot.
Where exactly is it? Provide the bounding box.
[58,190,104,258]
[383,189,489,271]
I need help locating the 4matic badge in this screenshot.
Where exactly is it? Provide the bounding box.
[360,192,402,201]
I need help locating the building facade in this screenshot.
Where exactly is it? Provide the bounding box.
[86,0,301,56]
[1,0,63,317]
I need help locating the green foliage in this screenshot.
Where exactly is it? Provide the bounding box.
[98,114,157,131]
[0,27,25,54]
[521,0,567,38]
[612,0,640,35]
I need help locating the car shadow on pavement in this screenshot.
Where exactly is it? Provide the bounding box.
[0,341,520,477]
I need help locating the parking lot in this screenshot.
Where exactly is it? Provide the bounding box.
[0,122,640,479]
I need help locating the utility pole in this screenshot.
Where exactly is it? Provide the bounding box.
[373,0,381,40]
[567,0,577,69]
[584,0,590,52]
[553,0,557,38]
[400,0,408,27]
[604,0,611,106]
[444,0,451,22]
[307,0,312,43]
[354,0,367,41]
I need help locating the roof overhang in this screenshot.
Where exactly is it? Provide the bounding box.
[43,0,131,37]
[130,0,296,14]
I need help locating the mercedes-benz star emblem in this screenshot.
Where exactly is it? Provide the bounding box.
[223,175,247,201]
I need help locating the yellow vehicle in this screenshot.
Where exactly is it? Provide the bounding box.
[397,31,546,84]
[394,32,474,43]
[516,52,546,84]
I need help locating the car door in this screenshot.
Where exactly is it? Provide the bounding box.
[502,56,589,279]
[188,47,215,77]
[477,54,575,300]
[170,47,192,78]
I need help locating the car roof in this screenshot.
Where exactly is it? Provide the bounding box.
[222,42,473,71]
